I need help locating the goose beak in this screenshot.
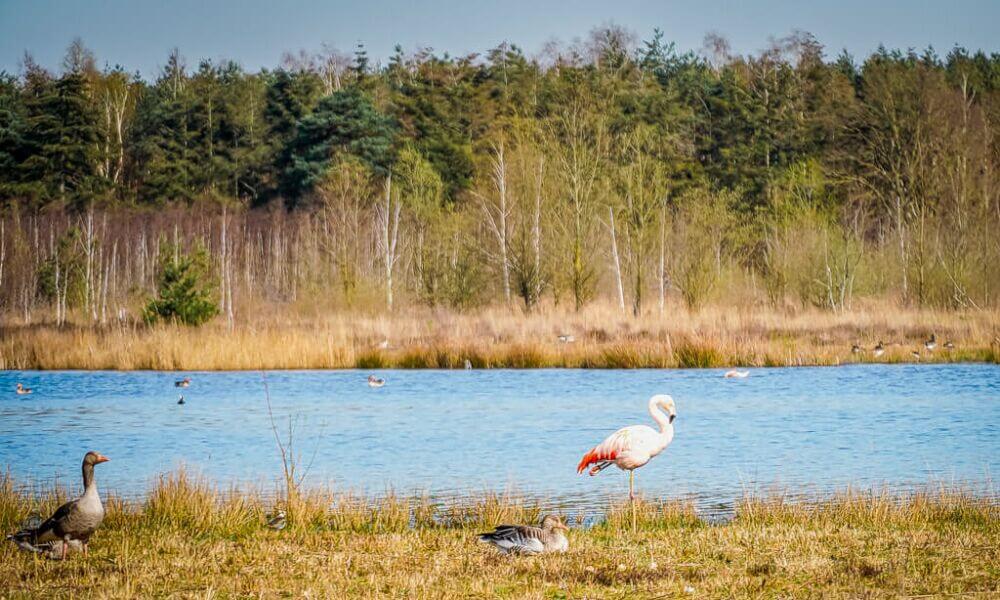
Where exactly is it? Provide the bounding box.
[95,454,110,463]
[556,522,569,531]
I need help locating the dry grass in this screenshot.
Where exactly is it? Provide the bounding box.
[0,472,997,598]
[0,300,997,370]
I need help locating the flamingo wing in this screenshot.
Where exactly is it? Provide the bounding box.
[577,427,637,474]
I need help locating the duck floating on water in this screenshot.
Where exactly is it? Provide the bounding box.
[175,377,191,388]
[367,375,385,388]
[724,370,750,379]
[7,451,109,559]
[15,383,32,395]
[478,515,569,555]
[177,395,185,405]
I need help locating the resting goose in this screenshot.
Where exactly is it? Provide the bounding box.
[478,515,569,555]
[367,375,385,388]
[15,383,32,395]
[873,341,885,358]
[7,451,109,559]
[944,340,955,350]
[266,509,286,531]
[851,344,862,355]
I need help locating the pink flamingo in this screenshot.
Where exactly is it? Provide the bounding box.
[577,394,677,500]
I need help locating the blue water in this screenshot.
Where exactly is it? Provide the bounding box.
[0,365,997,513]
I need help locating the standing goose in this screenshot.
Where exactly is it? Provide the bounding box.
[7,451,109,559]
[851,344,862,355]
[873,341,885,358]
[478,515,569,555]
[578,394,677,500]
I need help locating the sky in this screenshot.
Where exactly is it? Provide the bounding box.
[1,0,997,78]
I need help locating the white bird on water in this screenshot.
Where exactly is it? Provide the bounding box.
[724,370,749,379]
[367,375,385,388]
[577,394,677,500]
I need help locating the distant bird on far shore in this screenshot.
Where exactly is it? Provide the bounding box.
[557,334,575,343]
[724,370,749,379]
[175,377,191,388]
[15,383,32,395]
[851,344,862,355]
[873,341,885,358]
[478,515,569,555]
[266,509,286,531]
[368,375,385,388]
[924,334,937,351]
[464,359,472,370]
[177,396,185,405]
[911,350,921,361]
[944,340,955,350]
[377,339,390,350]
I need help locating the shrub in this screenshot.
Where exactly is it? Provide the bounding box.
[143,242,219,326]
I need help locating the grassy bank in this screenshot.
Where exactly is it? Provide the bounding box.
[1,472,997,597]
[0,302,998,370]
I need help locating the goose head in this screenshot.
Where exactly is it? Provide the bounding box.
[541,515,569,532]
[84,451,110,466]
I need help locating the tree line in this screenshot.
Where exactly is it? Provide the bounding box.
[0,27,998,324]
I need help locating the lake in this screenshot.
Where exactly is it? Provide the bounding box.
[1,365,997,515]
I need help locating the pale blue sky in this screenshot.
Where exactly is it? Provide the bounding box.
[1,0,997,78]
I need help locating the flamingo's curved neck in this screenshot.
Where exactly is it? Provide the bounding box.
[648,399,673,435]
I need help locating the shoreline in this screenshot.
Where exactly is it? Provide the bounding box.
[2,472,997,597]
[1,304,997,370]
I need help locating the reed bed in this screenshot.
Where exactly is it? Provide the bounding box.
[1,471,997,597]
[1,301,997,370]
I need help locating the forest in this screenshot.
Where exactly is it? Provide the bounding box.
[0,26,998,333]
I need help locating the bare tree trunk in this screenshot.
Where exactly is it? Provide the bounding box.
[375,174,401,311]
[608,206,625,313]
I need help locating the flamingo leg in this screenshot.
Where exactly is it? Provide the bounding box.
[629,470,635,500]
[83,541,88,557]
[61,540,67,560]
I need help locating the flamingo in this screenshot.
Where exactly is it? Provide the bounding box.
[724,370,749,379]
[577,394,677,501]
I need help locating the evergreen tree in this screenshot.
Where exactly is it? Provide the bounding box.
[279,87,396,204]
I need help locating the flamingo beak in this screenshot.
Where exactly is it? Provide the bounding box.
[669,413,676,424]
[95,454,110,464]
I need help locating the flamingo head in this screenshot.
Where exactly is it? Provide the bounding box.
[650,394,676,423]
